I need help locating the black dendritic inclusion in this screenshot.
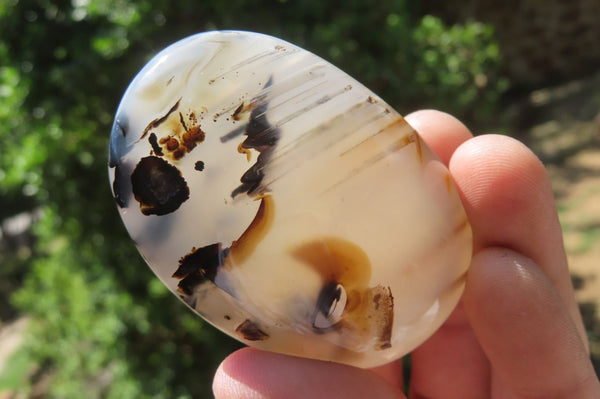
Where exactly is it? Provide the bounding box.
[312,281,343,333]
[130,156,189,216]
[149,133,164,156]
[109,118,128,168]
[194,160,205,171]
[112,165,130,208]
[231,77,280,198]
[109,117,132,208]
[172,243,229,295]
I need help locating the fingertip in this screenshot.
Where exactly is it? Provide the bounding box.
[448,134,590,340]
[213,348,261,399]
[450,134,551,223]
[405,109,473,165]
[213,348,404,399]
[448,134,573,297]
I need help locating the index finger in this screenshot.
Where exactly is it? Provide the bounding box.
[451,135,587,345]
[396,110,491,399]
[405,110,473,166]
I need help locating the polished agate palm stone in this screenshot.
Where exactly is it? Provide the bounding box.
[108,31,472,368]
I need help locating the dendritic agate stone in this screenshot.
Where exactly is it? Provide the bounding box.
[108,31,472,368]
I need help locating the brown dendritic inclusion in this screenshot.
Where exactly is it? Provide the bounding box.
[108,31,472,368]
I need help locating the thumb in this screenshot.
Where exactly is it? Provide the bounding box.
[213,347,405,399]
[463,247,600,398]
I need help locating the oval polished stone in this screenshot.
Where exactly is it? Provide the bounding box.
[108,30,472,368]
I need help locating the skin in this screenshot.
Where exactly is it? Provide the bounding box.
[212,110,600,399]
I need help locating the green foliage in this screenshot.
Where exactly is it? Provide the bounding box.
[412,16,509,121]
[0,0,507,397]
[11,208,236,397]
[0,348,32,392]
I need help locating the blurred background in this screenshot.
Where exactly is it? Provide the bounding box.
[0,0,599,397]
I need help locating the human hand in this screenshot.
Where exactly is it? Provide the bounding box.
[212,110,600,398]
